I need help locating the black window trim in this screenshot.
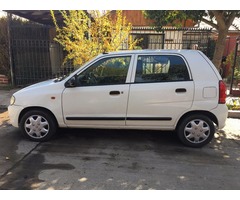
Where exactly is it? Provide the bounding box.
[65,54,133,88]
[132,53,193,84]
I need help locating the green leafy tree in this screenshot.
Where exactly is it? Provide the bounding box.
[51,10,139,66]
[144,10,240,69]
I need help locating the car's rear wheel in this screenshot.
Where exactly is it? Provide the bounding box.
[20,110,57,142]
[177,114,215,148]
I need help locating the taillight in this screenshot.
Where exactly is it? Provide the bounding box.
[219,80,226,104]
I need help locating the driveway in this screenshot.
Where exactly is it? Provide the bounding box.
[0,109,240,189]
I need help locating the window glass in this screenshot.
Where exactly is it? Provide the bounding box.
[135,55,190,83]
[77,56,131,86]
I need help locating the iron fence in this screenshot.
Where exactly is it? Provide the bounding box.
[10,24,216,86]
[10,24,73,86]
[10,24,52,86]
[129,27,215,59]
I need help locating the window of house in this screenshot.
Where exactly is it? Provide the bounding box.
[135,55,190,83]
[77,56,131,86]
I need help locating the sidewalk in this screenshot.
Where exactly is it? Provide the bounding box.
[0,89,19,109]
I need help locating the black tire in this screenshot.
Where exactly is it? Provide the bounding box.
[19,110,57,142]
[177,114,215,148]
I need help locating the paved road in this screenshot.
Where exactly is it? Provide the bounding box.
[0,109,240,190]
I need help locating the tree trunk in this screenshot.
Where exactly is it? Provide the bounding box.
[212,28,228,70]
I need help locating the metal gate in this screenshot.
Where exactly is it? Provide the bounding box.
[130,27,215,59]
[10,24,52,86]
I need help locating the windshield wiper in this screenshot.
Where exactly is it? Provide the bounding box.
[54,75,66,82]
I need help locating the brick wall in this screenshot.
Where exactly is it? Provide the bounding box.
[0,74,9,84]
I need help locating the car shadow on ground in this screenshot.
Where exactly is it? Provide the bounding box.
[50,127,240,167]
[56,128,182,147]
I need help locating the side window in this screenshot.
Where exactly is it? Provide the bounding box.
[77,56,131,86]
[135,55,190,83]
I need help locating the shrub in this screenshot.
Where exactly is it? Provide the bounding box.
[226,97,240,110]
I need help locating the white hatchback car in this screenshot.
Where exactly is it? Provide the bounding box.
[8,50,228,147]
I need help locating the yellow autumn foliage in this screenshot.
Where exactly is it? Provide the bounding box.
[51,10,139,66]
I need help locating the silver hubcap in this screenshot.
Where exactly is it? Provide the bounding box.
[184,119,210,144]
[24,115,49,139]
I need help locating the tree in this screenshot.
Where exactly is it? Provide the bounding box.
[144,10,240,69]
[51,10,139,66]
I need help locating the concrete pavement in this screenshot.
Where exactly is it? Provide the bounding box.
[0,117,240,189]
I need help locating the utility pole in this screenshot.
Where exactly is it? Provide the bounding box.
[7,13,15,86]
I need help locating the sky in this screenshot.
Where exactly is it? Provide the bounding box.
[199,17,240,30]
[0,11,6,16]
[1,0,239,10]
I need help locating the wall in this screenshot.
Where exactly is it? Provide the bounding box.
[109,10,196,27]
[0,74,8,84]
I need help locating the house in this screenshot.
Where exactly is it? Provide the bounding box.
[208,29,240,78]
[110,10,240,79]
[223,31,240,77]
[4,10,231,86]
[109,10,213,54]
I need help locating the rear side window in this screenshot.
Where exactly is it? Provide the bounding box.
[135,55,190,83]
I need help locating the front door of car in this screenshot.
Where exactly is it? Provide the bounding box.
[62,55,132,127]
[126,54,194,128]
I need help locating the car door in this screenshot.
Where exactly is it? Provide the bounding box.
[62,55,133,127]
[126,54,194,128]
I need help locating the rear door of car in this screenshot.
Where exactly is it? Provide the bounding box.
[126,53,194,129]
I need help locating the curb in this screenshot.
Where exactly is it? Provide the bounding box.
[228,110,240,119]
[0,105,8,110]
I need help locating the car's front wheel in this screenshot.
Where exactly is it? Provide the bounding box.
[177,114,215,148]
[20,110,57,142]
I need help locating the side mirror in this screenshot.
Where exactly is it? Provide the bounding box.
[65,76,76,88]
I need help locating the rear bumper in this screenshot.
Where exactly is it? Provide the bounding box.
[211,104,228,129]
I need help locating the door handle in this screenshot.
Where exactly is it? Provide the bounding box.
[175,88,187,93]
[109,91,120,95]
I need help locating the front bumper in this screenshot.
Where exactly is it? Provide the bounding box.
[8,105,25,128]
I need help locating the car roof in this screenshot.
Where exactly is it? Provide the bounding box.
[101,49,200,56]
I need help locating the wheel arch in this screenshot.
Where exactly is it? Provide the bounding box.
[176,110,218,130]
[18,106,59,127]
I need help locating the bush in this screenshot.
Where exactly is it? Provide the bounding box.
[226,97,240,110]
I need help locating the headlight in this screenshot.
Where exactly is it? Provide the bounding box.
[10,96,16,105]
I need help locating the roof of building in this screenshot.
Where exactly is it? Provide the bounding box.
[5,10,64,26]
